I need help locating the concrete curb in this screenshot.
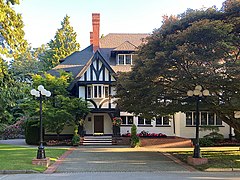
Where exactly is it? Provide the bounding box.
[44,147,76,174]
[0,170,39,174]
[205,168,240,172]
[161,152,197,172]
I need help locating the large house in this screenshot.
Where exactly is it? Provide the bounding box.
[48,13,232,139]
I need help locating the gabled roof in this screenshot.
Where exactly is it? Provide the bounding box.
[99,33,148,48]
[48,45,94,78]
[112,41,137,51]
[75,50,116,80]
[68,50,116,90]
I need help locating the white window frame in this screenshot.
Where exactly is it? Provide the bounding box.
[138,117,152,126]
[117,54,135,65]
[121,116,134,125]
[186,111,222,126]
[87,84,109,99]
[156,116,171,126]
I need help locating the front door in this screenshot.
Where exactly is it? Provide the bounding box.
[94,115,104,133]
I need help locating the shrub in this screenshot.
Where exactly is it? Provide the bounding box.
[72,135,80,145]
[0,124,7,139]
[203,131,224,142]
[234,129,240,140]
[72,125,80,146]
[25,120,40,145]
[199,138,214,147]
[130,124,140,147]
[2,120,25,139]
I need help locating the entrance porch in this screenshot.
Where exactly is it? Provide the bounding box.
[84,113,113,135]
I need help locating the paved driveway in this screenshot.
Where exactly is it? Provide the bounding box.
[55,146,191,172]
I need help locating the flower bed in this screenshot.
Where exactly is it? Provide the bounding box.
[46,139,72,146]
[122,130,167,138]
[213,139,240,146]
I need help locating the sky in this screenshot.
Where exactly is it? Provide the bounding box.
[14,0,226,50]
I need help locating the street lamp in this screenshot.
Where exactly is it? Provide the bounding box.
[187,85,209,158]
[30,85,51,159]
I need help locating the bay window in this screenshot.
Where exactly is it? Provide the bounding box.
[87,85,109,99]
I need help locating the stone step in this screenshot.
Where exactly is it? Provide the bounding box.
[83,136,113,146]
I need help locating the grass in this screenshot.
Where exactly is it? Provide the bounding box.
[170,148,240,171]
[0,144,68,172]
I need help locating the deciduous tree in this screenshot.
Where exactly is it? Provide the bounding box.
[116,1,240,131]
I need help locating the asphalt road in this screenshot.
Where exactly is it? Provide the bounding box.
[1,172,240,180]
[55,147,189,172]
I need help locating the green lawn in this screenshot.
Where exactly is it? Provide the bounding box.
[170,149,240,171]
[0,144,68,172]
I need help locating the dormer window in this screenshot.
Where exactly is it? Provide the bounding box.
[87,85,109,99]
[117,54,135,65]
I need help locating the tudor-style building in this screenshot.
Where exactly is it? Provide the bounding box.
[48,13,233,139]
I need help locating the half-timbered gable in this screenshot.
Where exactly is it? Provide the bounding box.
[76,51,117,111]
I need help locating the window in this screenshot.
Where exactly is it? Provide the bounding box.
[186,112,192,125]
[186,111,222,126]
[138,117,152,126]
[138,117,144,125]
[118,55,124,64]
[87,86,92,98]
[87,85,109,99]
[156,116,171,126]
[117,54,136,65]
[125,55,131,64]
[121,116,133,125]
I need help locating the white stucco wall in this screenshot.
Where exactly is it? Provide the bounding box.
[176,112,231,138]
[119,112,175,136]
[119,111,231,139]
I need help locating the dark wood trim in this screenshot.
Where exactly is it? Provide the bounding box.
[84,71,87,81]
[109,85,111,109]
[77,81,113,85]
[84,85,87,100]
[96,58,99,71]
[90,64,93,81]
[86,99,98,109]
[109,72,111,83]
[91,108,117,113]
[102,66,105,81]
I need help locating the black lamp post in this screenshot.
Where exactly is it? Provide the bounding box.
[30,85,51,159]
[187,85,209,158]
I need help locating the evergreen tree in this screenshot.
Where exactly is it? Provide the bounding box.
[43,15,80,69]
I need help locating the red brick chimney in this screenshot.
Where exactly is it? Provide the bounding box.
[92,13,100,52]
[90,32,93,45]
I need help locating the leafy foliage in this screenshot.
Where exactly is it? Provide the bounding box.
[30,72,89,137]
[116,1,240,131]
[0,0,27,58]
